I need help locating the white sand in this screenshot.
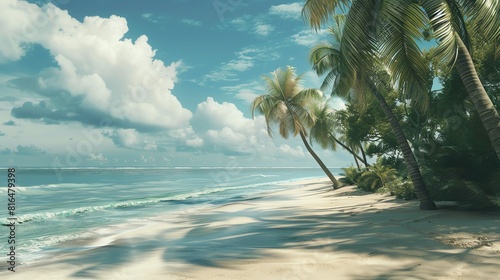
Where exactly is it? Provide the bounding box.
[2,178,499,279]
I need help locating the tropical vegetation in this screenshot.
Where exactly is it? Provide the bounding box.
[253,1,500,210]
[251,66,341,188]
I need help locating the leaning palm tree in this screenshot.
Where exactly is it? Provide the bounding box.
[308,15,437,209]
[309,101,369,168]
[251,66,340,188]
[333,108,371,168]
[302,0,500,161]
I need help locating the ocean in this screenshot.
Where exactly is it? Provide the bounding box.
[0,167,341,266]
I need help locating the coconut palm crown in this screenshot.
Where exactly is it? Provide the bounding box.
[251,66,340,188]
[302,0,500,160]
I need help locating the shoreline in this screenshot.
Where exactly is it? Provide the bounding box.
[1,176,327,271]
[2,177,500,279]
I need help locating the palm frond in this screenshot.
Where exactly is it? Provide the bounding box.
[261,101,278,137]
[421,0,460,67]
[302,0,349,30]
[291,88,323,109]
[288,103,313,134]
[253,66,323,139]
[309,43,341,76]
[268,100,289,137]
[459,0,500,39]
[309,102,338,150]
[445,0,473,53]
[378,1,430,110]
[340,0,378,80]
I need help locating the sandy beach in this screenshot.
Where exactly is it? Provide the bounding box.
[2,177,499,280]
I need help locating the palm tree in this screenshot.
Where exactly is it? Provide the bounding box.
[308,15,437,210]
[309,101,369,169]
[302,0,500,161]
[333,108,371,168]
[251,66,340,188]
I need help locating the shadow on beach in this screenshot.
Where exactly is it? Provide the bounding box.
[18,182,500,279]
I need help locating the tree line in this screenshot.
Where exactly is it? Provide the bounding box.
[251,0,500,210]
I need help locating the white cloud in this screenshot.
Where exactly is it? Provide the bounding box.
[2,1,192,132]
[193,97,253,132]
[221,16,276,37]
[278,144,305,158]
[269,3,302,20]
[139,154,157,163]
[186,137,204,147]
[204,47,279,82]
[15,144,47,155]
[142,13,163,23]
[181,19,202,26]
[225,58,254,71]
[169,127,204,148]
[87,153,107,163]
[204,54,254,82]
[103,129,158,150]
[191,97,276,156]
[3,120,17,126]
[220,81,263,104]
[291,29,328,47]
[235,91,260,104]
[254,24,275,36]
[230,17,248,31]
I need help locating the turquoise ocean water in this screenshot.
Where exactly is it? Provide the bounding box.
[0,167,341,266]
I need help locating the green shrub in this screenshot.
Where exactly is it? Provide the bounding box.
[339,166,364,186]
[357,160,398,192]
[421,147,500,210]
[382,178,416,200]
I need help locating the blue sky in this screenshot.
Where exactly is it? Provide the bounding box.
[0,0,356,167]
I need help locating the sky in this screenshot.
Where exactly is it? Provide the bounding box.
[0,0,356,168]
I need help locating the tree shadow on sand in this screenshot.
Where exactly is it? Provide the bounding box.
[56,185,500,279]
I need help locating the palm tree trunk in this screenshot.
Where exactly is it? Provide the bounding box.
[455,37,500,161]
[299,131,340,188]
[330,134,369,166]
[366,77,436,210]
[359,143,369,168]
[353,151,361,171]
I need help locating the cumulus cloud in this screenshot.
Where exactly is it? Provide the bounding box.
[3,120,16,126]
[186,137,204,147]
[0,148,12,155]
[220,81,263,104]
[140,154,156,163]
[278,144,305,158]
[11,101,68,124]
[292,29,328,47]
[14,145,47,155]
[169,127,204,148]
[2,0,191,132]
[191,97,275,156]
[103,129,158,150]
[269,3,302,20]
[87,153,107,163]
